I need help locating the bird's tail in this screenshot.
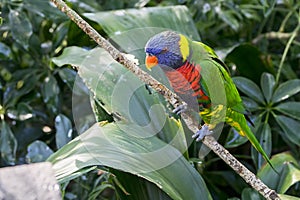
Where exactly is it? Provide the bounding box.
[226,109,277,172]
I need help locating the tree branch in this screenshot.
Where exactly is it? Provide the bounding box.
[50,1,280,199]
[252,31,293,44]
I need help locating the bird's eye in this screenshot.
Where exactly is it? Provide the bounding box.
[146,52,154,56]
[161,47,168,53]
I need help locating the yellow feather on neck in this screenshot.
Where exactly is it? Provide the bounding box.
[179,34,190,62]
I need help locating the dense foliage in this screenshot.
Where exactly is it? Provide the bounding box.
[0,0,299,199]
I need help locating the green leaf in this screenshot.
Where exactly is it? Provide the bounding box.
[41,75,60,114]
[281,63,298,80]
[23,0,67,21]
[55,114,73,149]
[217,10,240,31]
[204,170,248,194]
[233,77,265,104]
[277,162,300,193]
[52,46,90,67]
[8,9,33,49]
[276,102,300,121]
[58,68,76,89]
[274,115,300,146]
[58,67,88,96]
[272,79,300,103]
[225,128,248,148]
[7,102,33,121]
[84,5,200,41]
[260,0,276,17]
[241,188,264,200]
[4,73,38,107]
[26,140,54,163]
[0,42,11,59]
[278,194,300,200]
[111,170,172,200]
[251,123,272,169]
[48,123,212,200]
[260,73,275,103]
[226,44,273,83]
[0,120,18,165]
[241,96,260,112]
[258,152,299,190]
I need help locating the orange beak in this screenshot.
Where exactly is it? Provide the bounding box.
[145,55,158,70]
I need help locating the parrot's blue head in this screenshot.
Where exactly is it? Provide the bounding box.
[145,31,190,71]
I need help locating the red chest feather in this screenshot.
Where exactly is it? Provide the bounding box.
[164,62,200,95]
[163,62,211,108]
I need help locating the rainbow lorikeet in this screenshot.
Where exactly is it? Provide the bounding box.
[145,31,273,168]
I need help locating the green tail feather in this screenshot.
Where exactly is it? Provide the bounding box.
[226,109,278,173]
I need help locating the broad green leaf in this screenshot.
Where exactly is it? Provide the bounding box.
[48,123,212,200]
[233,77,265,104]
[26,140,54,163]
[8,10,32,49]
[258,152,299,190]
[251,123,272,169]
[274,115,300,146]
[84,5,200,42]
[52,46,90,67]
[260,73,275,102]
[241,96,260,112]
[55,114,73,149]
[241,188,263,200]
[277,162,300,193]
[278,194,300,200]
[227,44,273,83]
[0,120,18,165]
[272,79,300,103]
[276,102,300,121]
[58,166,97,185]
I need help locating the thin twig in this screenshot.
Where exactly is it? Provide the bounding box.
[252,31,293,44]
[50,1,280,199]
[275,20,300,84]
[275,11,300,84]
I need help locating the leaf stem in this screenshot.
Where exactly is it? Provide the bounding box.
[275,15,300,84]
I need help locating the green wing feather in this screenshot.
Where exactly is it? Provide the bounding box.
[189,40,275,170]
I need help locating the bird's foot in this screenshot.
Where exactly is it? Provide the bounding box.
[192,124,213,142]
[172,104,188,115]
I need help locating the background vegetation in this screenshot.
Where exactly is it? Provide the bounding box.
[0,0,300,199]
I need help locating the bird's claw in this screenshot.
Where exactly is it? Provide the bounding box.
[172,104,188,115]
[192,124,213,142]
